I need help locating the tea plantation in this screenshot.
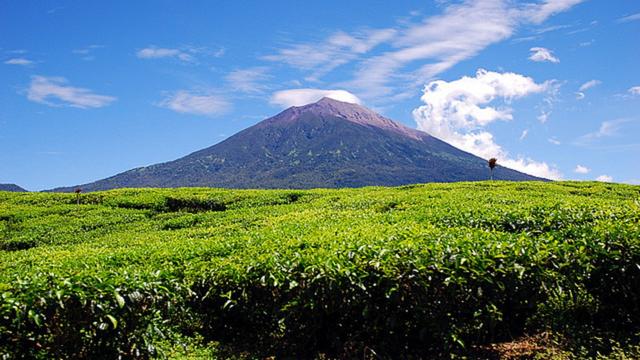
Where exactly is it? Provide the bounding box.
[1,182,639,359]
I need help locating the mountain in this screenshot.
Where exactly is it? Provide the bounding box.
[0,183,27,192]
[52,97,542,192]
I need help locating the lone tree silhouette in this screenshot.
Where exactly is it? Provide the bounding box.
[74,187,82,205]
[488,158,497,180]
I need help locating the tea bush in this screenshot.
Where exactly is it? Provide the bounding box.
[0,182,639,358]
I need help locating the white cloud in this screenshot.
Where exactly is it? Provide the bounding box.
[270,89,361,108]
[512,35,540,43]
[157,90,230,116]
[579,40,594,47]
[27,76,116,108]
[212,48,225,58]
[579,79,601,91]
[574,165,590,174]
[548,137,561,145]
[412,69,561,179]
[629,86,640,96]
[578,119,631,143]
[537,111,551,123]
[413,69,546,129]
[4,58,34,66]
[263,29,396,81]
[500,158,561,179]
[72,45,101,55]
[529,47,560,63]
[225,67,271,93]
[533,23,573,35]
[618,13,640,23]
[519,129,529,140]
[137,46,194,62]
[350,1,520,98]
[537,79,561,121]
[72,44,104,60]
[596,175,613,182]
[137,47,179,58]
[523,0,585,23]
[575,80,600,100]
[266,0,583,101]
[136,45,224,63]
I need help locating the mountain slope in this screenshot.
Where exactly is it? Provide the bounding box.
[53,97,542,191]
[0,184,27,192]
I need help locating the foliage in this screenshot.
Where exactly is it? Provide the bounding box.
[0,181,639,358]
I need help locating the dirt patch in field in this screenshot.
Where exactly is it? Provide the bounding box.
[473,332,558,359]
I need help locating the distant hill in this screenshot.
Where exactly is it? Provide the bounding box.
[0,183,26,192]
[52,97,542,192]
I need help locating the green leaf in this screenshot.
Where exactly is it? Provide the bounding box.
[106,314,118,329]
[115,292,126,308]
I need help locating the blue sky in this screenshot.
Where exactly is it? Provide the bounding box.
[1,0,639,190]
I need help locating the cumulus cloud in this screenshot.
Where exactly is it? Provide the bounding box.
[529,47,560,63]
[596,174,613,182]
[413,69,546,129]
[629,86,640,96]
[499,158,561,179]
[266,0,583,101]
[4,58,34,66]
[574,165,590,174]
[412,69,561,179]
[27,76,116,108]
[225,67,271,93]
[270,89,361,108]
[157,90,230,116]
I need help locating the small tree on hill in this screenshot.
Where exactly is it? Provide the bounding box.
[488,158,497,180]
[75,187,82,205]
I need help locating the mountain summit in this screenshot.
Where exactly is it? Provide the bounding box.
[53,98,541,191]
[262,97,424,140]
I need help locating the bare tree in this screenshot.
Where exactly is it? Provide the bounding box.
[488,158,497,180]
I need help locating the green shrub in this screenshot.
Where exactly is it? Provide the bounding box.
[0,182,638,358]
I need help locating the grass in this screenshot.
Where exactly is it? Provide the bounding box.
[1,181,639,358]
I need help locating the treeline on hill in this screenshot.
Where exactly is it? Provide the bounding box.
[1,182,639,359]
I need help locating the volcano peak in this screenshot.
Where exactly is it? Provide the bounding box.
[265,97,425,140]
[51,99,542,192]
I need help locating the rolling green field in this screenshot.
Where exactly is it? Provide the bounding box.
[1,182,639,359]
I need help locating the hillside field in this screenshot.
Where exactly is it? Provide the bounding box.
[1,182,639,358]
